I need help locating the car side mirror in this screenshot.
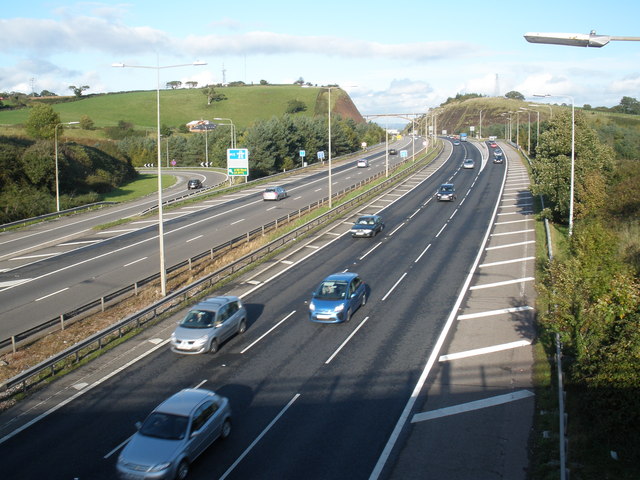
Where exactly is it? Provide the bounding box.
[190,430,200,439]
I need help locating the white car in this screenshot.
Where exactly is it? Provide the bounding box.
[262,186,287,201]
[463,158,475,169]
[357,159,369,168]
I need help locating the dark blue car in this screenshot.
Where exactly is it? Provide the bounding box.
[309,272,367,323]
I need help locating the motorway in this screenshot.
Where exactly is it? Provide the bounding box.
[0,139,418,340]
[0,138,537,479]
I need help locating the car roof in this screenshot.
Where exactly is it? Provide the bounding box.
[440,183,454,188]
[154,388,217,416]
[357,214,378,220]
[195,295,239,311]
[322,272,359,283]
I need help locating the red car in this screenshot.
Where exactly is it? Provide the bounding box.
[489,142,498,148]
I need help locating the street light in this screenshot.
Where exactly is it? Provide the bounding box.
[527,105,541,153]
[213,117,236,148]
[535,93,575,236]
[524,30,640,48]
[520,108,531,154]
[54,121,79,212]
[112,58,206,296]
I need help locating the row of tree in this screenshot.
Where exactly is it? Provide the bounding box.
[0,102,384,223]
[529,110,640,470]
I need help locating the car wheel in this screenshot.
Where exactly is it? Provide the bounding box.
[221,418,232,439]
[176,460,189,480]
[209,339,219,354]
[238,320,246,334]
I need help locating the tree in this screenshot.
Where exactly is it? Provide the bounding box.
[260,80,269,85]
[202,86,227,105]
[166,81,182,89]
[505,91,525,101]
[286,99,307,114]
[24,103,61,139]
[294,77,305,86]
[185,81,198,88]
[79,115,95,130]
[531,110,615,223]
[68,85,90,97]
[615,96,640,115]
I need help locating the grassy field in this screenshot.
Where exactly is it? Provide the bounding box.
[99,173,177,202]
[0,84,325,130]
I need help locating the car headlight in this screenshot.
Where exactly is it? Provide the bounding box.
[309,301,315,311]
[149,462,172,472]
[194,335,208,346]
[334,304,344,313]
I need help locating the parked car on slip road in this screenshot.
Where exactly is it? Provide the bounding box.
[349,215,384,238]
[309,272,367,323]
[170,296,247,354]
[262,186,287,201]
[116,388,232,480]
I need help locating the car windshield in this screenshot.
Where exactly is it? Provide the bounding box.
[315,281,348,300]
[440,186,453,192]
[179,310,215,329]
[357,217,375,225]
[140,412,189,440]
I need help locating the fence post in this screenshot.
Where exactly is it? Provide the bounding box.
[101,297,105,312]
[11,335,16,354]
[60,314,65,331]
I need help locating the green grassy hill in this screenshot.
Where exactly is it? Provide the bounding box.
[0,84,361,133]
[431,96,640,150]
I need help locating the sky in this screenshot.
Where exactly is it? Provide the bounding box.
[1,0,640,124]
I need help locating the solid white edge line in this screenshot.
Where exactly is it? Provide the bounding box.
[219,393,300,480]
[240,311,296,354]
[411,390,535,423]
[325,316,369,364]
[439,339,531,362]
[368,143,509,480]
[0,338,171,447]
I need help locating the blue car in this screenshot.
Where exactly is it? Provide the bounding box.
[309,272,367,323]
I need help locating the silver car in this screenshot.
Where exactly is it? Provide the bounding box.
[262,186,287,201]
[462,158,475,169]
[117,388,232,480]
[170,296,247,354]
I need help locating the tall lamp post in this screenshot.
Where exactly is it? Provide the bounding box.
[213,117,236,148]
[524,30,640,47]
[520,108,531,154]
[112,58,206,296]
[54,121,79,212]
[535,93,575,236]
[527,106,541,153]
